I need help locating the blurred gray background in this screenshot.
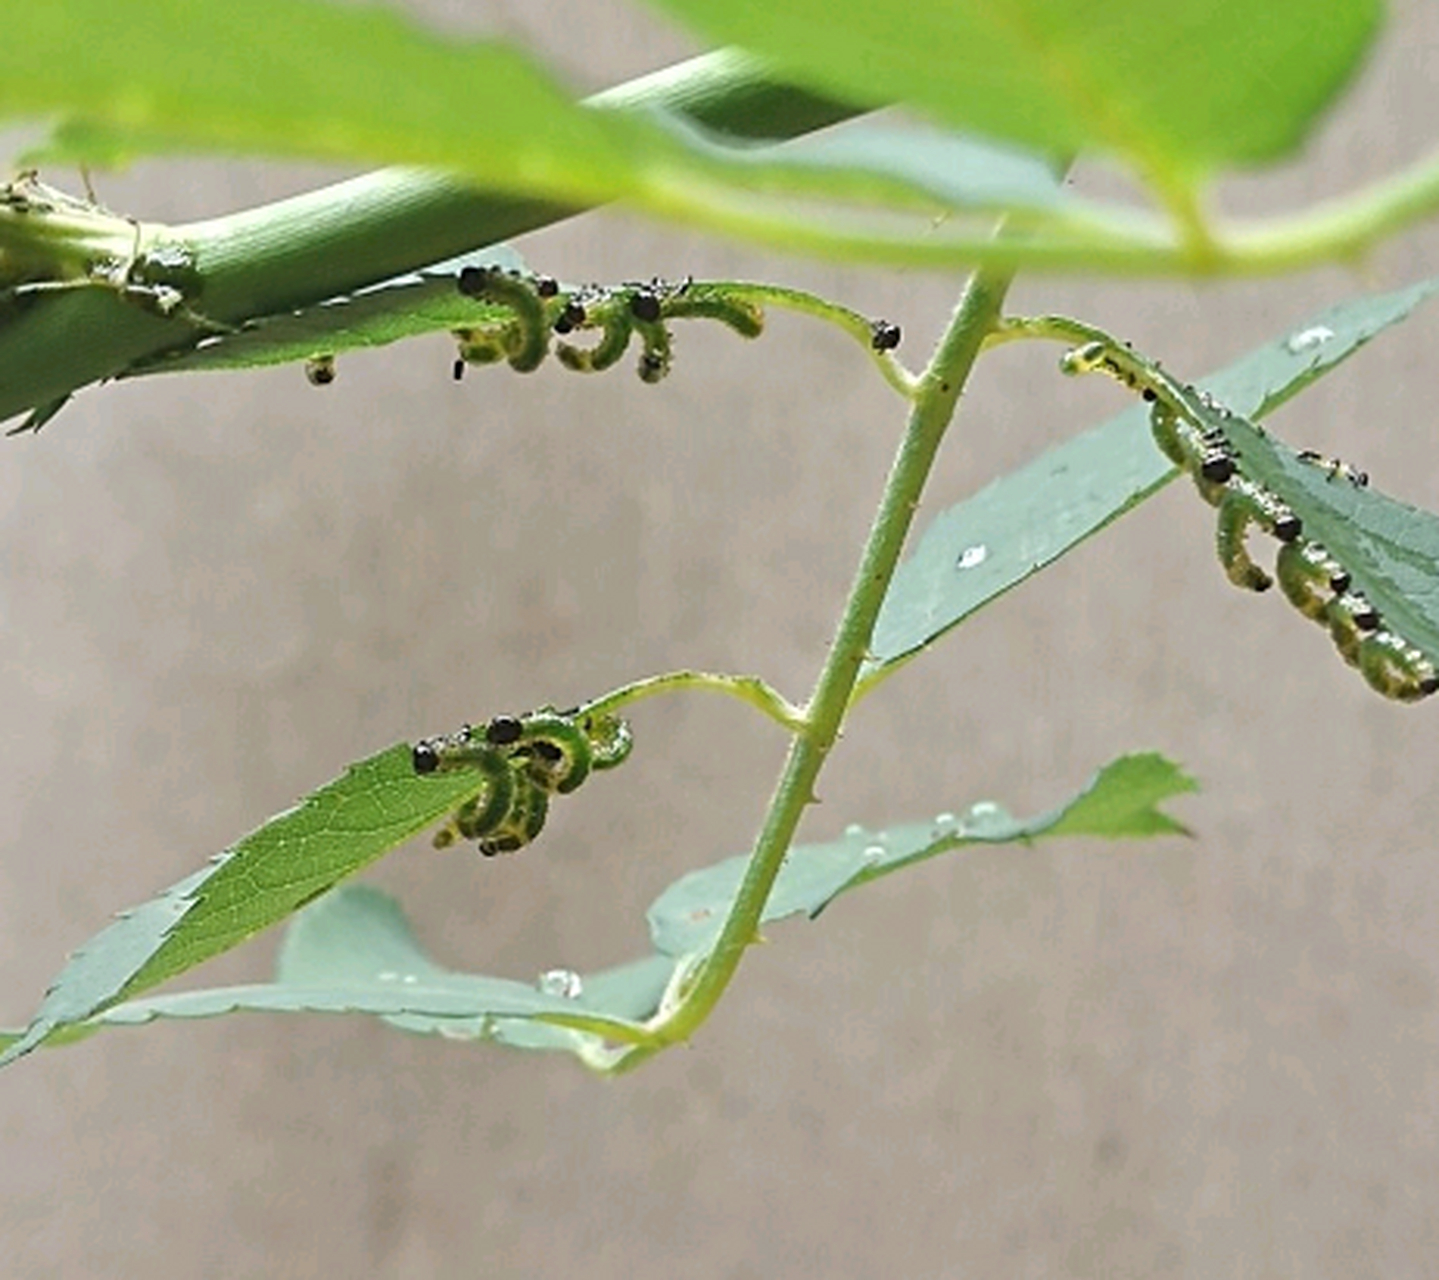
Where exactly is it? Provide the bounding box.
[4,3,1439,1276]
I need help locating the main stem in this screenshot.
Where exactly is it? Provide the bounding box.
[618,262,1016,1067]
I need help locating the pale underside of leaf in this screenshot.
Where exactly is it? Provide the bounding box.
[4,754,1193,1065]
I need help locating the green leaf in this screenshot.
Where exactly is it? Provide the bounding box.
[1177,386,1439,674]
[273,886,662,1048]
[646,112,1125,229]
[862,279,1439,687]
[647,753,1196,956]
[120,246,526,375]
[1041,754,1196,838]
[0,743,482,1067]
[643,0,1381,173]
[70,887,659,1054]
[0,1,637,203]
[10,758,1191,1062]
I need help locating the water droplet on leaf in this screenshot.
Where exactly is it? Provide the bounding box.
[538,968,584,999]
[956,544,987,570]
[1285,326,1335,354]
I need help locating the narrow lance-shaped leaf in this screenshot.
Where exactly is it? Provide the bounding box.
[120,246,526,376]
[0,744,483,1067]
[647,753,1196,957]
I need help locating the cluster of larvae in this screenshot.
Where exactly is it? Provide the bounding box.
[448,268,765,385]
[411,705,633,856]
[1062,340,1439,703]
[302,267,903,388]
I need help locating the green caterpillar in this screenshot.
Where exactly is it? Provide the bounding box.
[1214,475,1302,593]
[1357,630,1439,702]
[449,272,767,386]
[1061,337,1437,704]
[1274,541,1351,621]
[456,266,549,373]
[411,705,634,856]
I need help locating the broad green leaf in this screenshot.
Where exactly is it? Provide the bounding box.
[0,1,635,202]
[9,756,1191,1062]
[0,885,665,1060]
[274,886,662,1048]
[40,888,660,1055]
[862,280,1439,688]
[0,744,483,1067]
[120,246,525,376]
[645,112,1128,231]
[643,0,1381,173]
[647,753,1195,956]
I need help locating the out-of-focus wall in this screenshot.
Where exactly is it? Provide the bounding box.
[3,4,1438,1276]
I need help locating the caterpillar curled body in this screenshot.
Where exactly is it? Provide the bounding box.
[456,266,548,372]
[448,270,776,388]
[1214,476,1303,592]
[1358,631,1439,701]
[476,780,550,857]
[660,289,764,338]
[412,735,519,851]
[304,354,337,386]
[556,299,634,374]
[1275,541,1351,621]
[1324,590,1382,669]
[499,711,595,795]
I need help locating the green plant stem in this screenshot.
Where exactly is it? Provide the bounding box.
[609,262,1017,1074]
[641,147,1439,278]
[584,671,805,733]
[986,313,1121,350]
[726,284,919,398]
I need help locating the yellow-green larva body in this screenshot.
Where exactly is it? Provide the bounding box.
[1358,631,1439,701]
[412,705,635,856]
[1275,541,1350,621]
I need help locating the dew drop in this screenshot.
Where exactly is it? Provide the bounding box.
[376,970,399,982]
[538,968,584,999]
[968,801,1000,818]
[400,974,419,985]
[862,843,886,863]
[844,822,865,837]
[932,811,958,835]
[956,544,988,570]
[1285,325,1335,354]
